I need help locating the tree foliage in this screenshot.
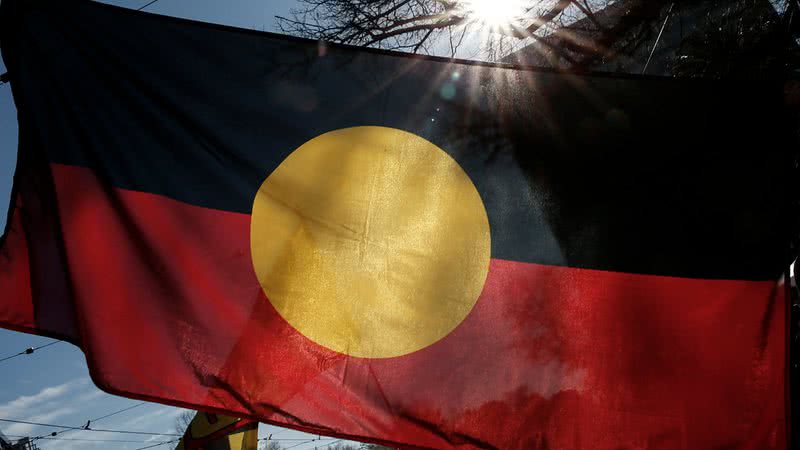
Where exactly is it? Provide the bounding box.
[257,440,395,450]
[277,0,800,75]
[259,440,286,450]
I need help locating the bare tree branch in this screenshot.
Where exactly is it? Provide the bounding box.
[511,0,574,38]
[275,0,800,75]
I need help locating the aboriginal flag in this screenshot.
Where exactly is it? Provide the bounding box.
[0,0,796,449]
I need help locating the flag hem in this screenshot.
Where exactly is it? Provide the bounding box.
[12,0,797,84]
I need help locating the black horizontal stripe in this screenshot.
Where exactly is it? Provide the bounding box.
[2,0,795,280]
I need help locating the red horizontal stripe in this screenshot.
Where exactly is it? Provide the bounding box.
[39,163,787,449]
[0,195,34,331]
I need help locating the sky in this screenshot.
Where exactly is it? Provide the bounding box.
[0,1,360,449]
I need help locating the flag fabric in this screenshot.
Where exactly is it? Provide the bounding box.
[175,412,258,450]
[0,1,795,449]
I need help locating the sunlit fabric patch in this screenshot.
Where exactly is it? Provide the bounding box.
[250,126,491,358]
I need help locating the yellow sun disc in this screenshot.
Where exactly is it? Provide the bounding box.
[250,126,491,358]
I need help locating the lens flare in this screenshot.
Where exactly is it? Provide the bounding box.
[462,0,526,28]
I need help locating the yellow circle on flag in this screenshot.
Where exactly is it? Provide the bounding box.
[250,126,491,358]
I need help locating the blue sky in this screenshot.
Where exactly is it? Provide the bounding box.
[0,1,358,449]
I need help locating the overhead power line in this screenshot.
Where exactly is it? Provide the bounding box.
[137,0,162,10]
[0,340,61,364]
[15,431,341,446]
[295,439,343,449]
[260,438,338,442]
[90,401,147,422]
[32,401,148,441]
[264,426,294,438]
[0,417,181,437]
[128,435,336,449]
[133,438,181,450]
[9,434,156,444]
[284,440,318,450]
[259,433,341,449]
[285,439,344,450]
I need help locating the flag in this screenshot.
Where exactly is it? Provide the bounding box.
[175,412,258,450]
[0,0,794,448]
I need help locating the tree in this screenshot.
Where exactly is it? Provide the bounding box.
[277,0,470,56]
[328,444,359,450]
[328,443,394,450]
[260,440,285,450]
[274,0,668,61]
[276,0,800,75]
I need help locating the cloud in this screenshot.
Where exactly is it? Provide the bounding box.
[0,378,87,417]
[45,441,101,450]
[32,411,182,450]
[117,404,190,442]
[36,406,188,450]
[75,389,106,403]
[0,378,89,435]
[1,406,77,435]
[36,430,140,450]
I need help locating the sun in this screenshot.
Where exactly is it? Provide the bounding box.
[462,0,526,28]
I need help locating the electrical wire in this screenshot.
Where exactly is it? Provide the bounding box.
[32,401,148,441]
[9,434,156,444]
[268,426,295,437]
[0,341,61,364]
[284,440,318,449]
[14,431,342,445]
[0,417,181,436]
[137,0,162,10]
[90,401,147,422]
[293,439,345,450]
[133,438,181,450]
[279,436,341,450]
